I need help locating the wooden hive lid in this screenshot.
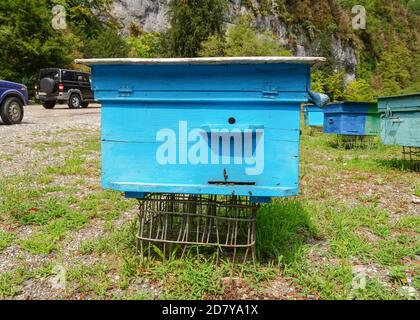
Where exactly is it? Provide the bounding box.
[75,56,326,65]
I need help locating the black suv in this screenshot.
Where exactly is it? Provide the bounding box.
[35,68,95,109]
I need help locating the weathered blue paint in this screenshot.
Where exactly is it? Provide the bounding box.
[78,58,325,201]
[323,102,380,136]
[304,105,324,127]
[378,93,420,147]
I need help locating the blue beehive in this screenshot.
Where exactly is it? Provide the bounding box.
[378,93,420,147]
[77,57,327,202]
[304,105,324,127]
[323,101,380,136]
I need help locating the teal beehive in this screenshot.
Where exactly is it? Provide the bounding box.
[378,93,420,147]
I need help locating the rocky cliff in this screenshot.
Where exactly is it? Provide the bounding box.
[111,0,416,82]
[113,0,171,33]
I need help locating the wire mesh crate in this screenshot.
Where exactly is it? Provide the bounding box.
[331,134,376,149]
[136,193,258,263]
[401,146,420,171]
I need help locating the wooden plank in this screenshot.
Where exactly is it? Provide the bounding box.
[101,104,300,142]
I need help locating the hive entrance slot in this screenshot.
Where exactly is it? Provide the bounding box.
[136,194,258,263]
[208,181,256,186]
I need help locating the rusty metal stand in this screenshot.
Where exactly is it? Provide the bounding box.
[402,146,420,171]
[335,135,375,149]
[309,126,323,136]
[136,194,258,263]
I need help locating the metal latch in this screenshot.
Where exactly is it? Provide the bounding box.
[262,88,279,99]
[118,86,133,96]
[391,118,404,124]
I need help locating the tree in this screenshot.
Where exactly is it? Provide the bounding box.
[83,30,129,58]
[64,0,118,39]
[311,70,345,101]
[199,16,292,57]
[374,41,412,95]
[128,33,163,58]
[165,0,227,57]
[343,79,376,102]
[0,0,74,87]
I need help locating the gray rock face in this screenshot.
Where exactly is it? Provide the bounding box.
[113,0,171,32]
[112,0,358,77]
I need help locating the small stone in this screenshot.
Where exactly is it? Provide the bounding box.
[400,286,417,298]
[412,197,420,204]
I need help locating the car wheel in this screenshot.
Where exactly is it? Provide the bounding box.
[42,101,56,109]
[68,94,81,109]
[0,97,24,125]
[81,101,89,108]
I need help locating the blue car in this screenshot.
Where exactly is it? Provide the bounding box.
[0,80,29,125]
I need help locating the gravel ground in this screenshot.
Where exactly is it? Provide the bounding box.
[0,104,101,178]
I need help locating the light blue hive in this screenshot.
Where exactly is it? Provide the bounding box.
[77,57,327,203]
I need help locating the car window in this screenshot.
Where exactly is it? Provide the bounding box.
[77,74,90,83]
[40,70,59,80]
[62,70,76,82]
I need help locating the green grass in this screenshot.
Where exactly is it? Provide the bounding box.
[256,199,319,262]
[29,141,67,152]
[0,270,27,299]
[67,262,112,298]
[0,229,14,252]
[0,264,53,299]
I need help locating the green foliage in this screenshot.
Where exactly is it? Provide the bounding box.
[311,70,345,101]
[128,33,163,58]
[199,16,292,57]
[0,0,125,92]
[165,0,228,57]
[0,230,14,252]
[343,78,376,102]
[408,0,420,15]
[256,199,317,262]
[374,41,413,96]
[83,29,130,58]
[0,0,74,86]
[64,0,117,38]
